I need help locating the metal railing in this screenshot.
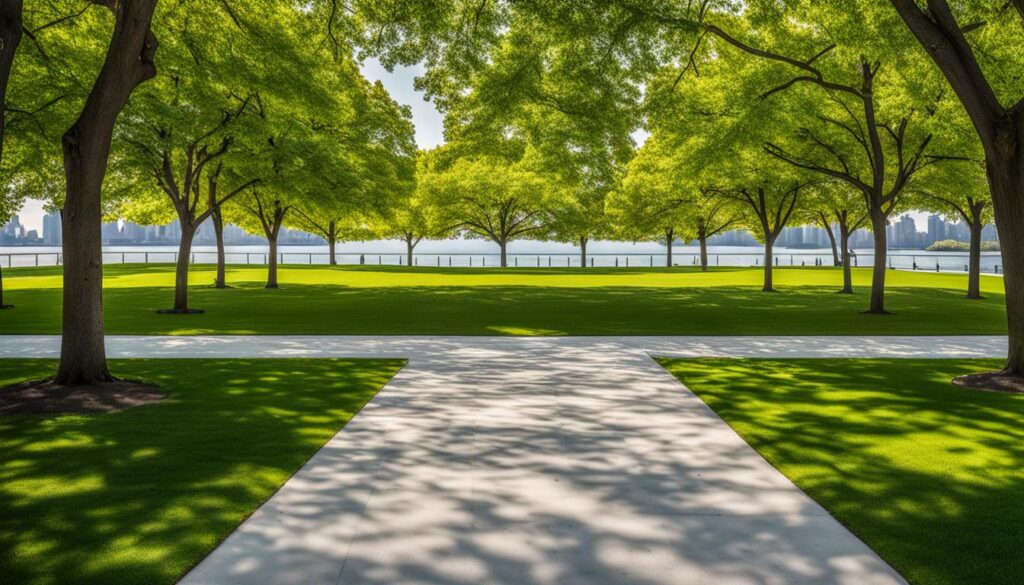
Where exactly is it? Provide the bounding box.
[0,250,1005,273]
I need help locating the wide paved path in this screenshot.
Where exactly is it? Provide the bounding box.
[2,336,1006,584]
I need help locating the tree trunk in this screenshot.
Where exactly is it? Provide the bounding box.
[499,239,507,268]
[406,234,415,267]
[579,236,587,268]
[698,231,709,272]
[0,0,23,166]
[171,224,195,311]
[0,263,9,308]
[55,0,158,386]
[665,227,674,267]
[266,236,278,288]
[986,146,1024,373]
[967,220,982,300]
[823,218,840,266]
[839,222,854,294]
[328,221,337,265]
[212,206,226,287]
[867,212,888,314]
[763,237,775,292]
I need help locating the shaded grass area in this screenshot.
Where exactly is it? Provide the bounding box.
[658,358,1024,585]
[0,264,1008,335]
[0,358,403,585]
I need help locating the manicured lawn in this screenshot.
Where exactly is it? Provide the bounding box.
[0,358,403,585]
[0,264,1008,335]
[658,358,1024,585]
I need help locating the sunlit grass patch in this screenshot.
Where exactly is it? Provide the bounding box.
[0,358,403,585]
[0,264,1008,335]
[658,358,1024,585]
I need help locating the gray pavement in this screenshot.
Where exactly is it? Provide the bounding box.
[4,335,1003,584]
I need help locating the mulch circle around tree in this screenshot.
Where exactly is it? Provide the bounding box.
[0,379,166,415]
[952,372,1024,394]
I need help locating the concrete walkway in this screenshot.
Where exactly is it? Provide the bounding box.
[2,336,1006,584]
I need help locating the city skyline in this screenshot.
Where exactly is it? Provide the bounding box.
[1,210,998,250]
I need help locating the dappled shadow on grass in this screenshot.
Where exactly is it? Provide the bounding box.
[0,358,402,585]
[0,281,1008,336]
[660,358,1024,585]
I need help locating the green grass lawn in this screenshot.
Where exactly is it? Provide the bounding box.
[0,264,1009,335]
[658,358,1024,585]
[0,358,403,585]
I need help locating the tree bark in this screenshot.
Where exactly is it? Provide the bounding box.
[889,0,1024,372]
[763,237,775,292]
[267,236,279,288]
[212,206,226,287]
[0,263,9,308]
[665,227,674,267]
[579,236,588,268]
[989,155,1024,372]
[698,230,709,272]
[406,233,415,267]
[839,220,854,294]
[967,219,983,300]
[0,0,23,166]
[56,0,159,386]
[867,212,888,313]
[171,225,195,311]
[499,239,507,268]
[822,215,840,266]
[328,221,337,265]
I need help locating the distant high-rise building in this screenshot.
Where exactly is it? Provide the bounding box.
[927,214,946,245]
[42,212,62,245]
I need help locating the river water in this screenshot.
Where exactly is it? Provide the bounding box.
[0,240,1004,273]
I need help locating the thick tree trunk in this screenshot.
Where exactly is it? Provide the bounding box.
[266,236,279,288]
[328,221,337,265]
[406,235,415,267]
[499,239,507,268]
[867,212,888,314]
[823,219,841,266]
[55,0,158,386]
[967,220,982,300]
[579,236,587,268]
[986,146,1024,374]
[762,238,775,292]
[698,231,709,272]
[0,0,23,165]
[171,224,195,311]
[839,223,854,294]
[0,264,9,308]
[212,207,226,287]
[665,227,674,267]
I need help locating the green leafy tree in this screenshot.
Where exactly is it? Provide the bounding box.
[803,181,868,294]
[914,159,993,300]
[419,147,556,267]
[889,0,1024,379]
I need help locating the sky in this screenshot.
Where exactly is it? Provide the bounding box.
[12,58,934,232]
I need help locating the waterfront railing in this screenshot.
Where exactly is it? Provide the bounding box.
[0,250,1005,274]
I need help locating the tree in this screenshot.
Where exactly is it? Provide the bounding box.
[608,138,693,268]
[0,183,23,308]
[889,0,1024,381]
[290,77,417,266]
[420,148,554,267]
[611,134,739,270]
[804,181,868,293]
[678,5,960,314]
[373,158,451,267]
[718,182,803,292]
[915,158,993,300]
[53,0,159,385]
[239,188,289,288]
